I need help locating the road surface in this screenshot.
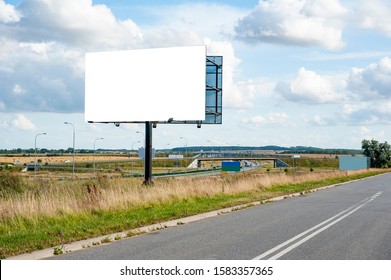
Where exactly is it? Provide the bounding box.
[48,173,391,260]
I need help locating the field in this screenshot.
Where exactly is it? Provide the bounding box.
[0,152,340,165]
[0,153,196,179]
[0,154,136,165]
[0,153,340,183]
[0,163,387,258]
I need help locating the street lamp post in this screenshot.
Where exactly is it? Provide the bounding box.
[34,133,46,177]
[180,136,188,172]
[180,136,187,158]
[131,140,140,175]
[225,142,229,155]
[292,155,300,175]
[207,140,214,156]
[136,130,145,160]
[93,137,104,177]
[136,131,145,148]
[164,143,170,168]
[64,122,75,178]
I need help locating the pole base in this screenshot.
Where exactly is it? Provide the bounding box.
[142,179,154,186]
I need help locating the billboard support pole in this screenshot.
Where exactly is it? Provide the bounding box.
[143,121,153,185]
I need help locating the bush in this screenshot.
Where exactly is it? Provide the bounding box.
[0,172,24,197]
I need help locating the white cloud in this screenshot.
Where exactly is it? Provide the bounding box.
[347,57,391,99]
[378,100,391,113]
[0,0,21,23]
[303,0,348,18]
[235,0,347,50]
[275,67,343,104]
[0,39,85,112]
[358,126,385,141]
[303,51,391,62]
[358,0,391,37]
[143,3,248,40]
[18,0,142,49]
[12,84,26,95]
[140,2,252,111]
[241,112,292,127]
[306,114,336,126]
[0,0,144,113]
[290,56,391,126]
[341,101,391,125]
[19,42,54,56]
[6,114,37,131]
[0,0,251,114]
[143,27,203,48]
[205,39,254,109]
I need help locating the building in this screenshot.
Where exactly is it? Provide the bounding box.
[339,156,370,171]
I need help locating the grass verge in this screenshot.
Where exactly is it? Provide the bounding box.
[0,169,388,258]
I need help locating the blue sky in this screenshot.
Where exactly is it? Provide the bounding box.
[1,0,391,150]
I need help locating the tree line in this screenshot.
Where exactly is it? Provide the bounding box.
[362,139,391,168]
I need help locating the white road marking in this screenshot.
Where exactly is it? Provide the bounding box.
[253,191,382,260]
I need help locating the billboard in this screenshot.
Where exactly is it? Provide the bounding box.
[339,156,370,171]
[168,155,184,159]
[85,46,206,123]
[222,161,241,172]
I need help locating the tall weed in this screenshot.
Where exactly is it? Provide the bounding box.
[0,172,24,198]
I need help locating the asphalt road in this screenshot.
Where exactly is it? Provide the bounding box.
[48,173,391,260]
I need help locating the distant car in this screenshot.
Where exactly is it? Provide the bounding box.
[26,163,42,171]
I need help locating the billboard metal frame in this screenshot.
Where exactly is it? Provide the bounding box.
[154,55,222,126]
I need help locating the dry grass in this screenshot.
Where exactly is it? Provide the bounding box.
[0,169,369,222]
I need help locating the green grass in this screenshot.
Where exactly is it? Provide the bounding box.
[269,171,383,194]
[0,194,250,258]
[0,170,387,258]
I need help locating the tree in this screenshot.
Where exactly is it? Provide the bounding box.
[362,139,391,168]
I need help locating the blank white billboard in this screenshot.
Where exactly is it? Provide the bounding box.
[85,45,206,123]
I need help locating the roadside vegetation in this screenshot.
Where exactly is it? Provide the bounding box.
[0,167,388,258]
[362,139,391,168]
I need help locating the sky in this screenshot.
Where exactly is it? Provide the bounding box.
[1,0,391,151]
